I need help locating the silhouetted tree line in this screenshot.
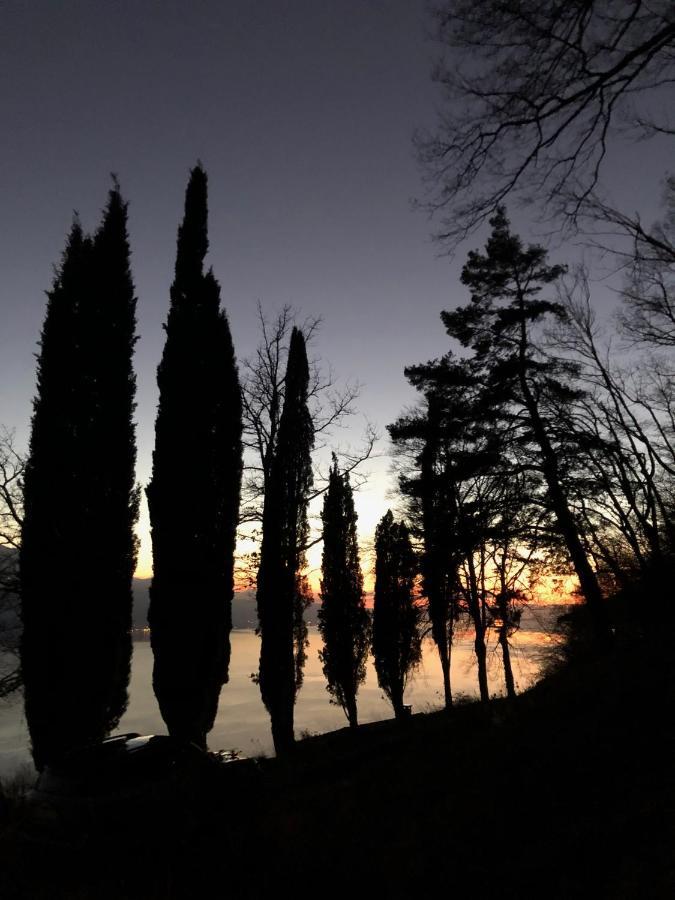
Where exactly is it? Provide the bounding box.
[381,0,673,708]
[15,165,376,767]
[146,166,242,750]
[390,203,675,704]
[11,68,673,765]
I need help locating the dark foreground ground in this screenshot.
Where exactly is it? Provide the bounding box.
[1,634,674,899]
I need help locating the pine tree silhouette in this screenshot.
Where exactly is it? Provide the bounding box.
[446,207,611,645]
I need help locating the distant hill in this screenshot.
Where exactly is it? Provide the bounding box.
[132,579,320,631]
[0,556,319,634]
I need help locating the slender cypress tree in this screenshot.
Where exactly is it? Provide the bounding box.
[147,165,242,748]
[257,327,314,755]
[21,184,138,770]
[86,185,139,727]
[372,511,421,720]
[318,457,370,728]
[21,222,90,770]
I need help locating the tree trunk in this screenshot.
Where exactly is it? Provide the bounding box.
[517,351,612,647]
[346,693,359,729]
[530,402,612,646]
[392,679,406,720]
[473,631,489,703]
[271,705,295,757]
[438,638,452,709]
[499,626,516,701]
[467,555,490,702]
[393,703,407,720]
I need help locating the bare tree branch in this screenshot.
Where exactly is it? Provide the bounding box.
[0,427,25,698]
[239,306,377,578]
[419,0,675,246]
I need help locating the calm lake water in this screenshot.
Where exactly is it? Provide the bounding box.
[0,609,563,778]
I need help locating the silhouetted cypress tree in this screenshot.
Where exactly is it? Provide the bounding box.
[257,327,314,755]
[318,457,370,728]
[86,185,139,728]
[21,184,138,770]
[373,511,421,720]
[147,164,242,748]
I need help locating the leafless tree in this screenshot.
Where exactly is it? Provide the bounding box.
[552,274,674,597]
[238,304,377,583]
[419,0,675,245]
[0,428,24,698]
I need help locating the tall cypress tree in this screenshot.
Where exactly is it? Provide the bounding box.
[21,184,138,770]
[87,185,139,727]
[257,327,314,755]
[318,457,370,728]
[372,511,421,720]
[147,164,242,748]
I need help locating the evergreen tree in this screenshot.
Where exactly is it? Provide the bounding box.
[445,207,612,645]
[389,393,457,709]
[147,164,242,748]
[318,457,370,728]
[372,511,421,719]
[86,185,140,727]
[390,365,500,705]
[21,184,138,770]
[256,327,314,755]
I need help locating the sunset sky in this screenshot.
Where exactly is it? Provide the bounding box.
[1,1,671,583]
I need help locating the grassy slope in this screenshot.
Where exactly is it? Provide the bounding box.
[1,635,673,899]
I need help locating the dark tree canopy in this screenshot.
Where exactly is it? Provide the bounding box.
[445,208,611,643]
[390,367,507,705]
[420,0,675,243]
[147,164,242,748]
[257,326,314,754]
[21,184,139,770]
[389,393,458,708]
[372,510,421,719]
[318,457,370,728]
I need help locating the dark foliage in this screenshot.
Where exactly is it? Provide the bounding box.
[20,185,138,770]
[390,371,506,704]
[389,394,458,708]
[318,457,370,728]
[372,511,421,718]
[448,208,612,644]
[256,327,314,754]
[147,165,242,748]
[391,381,493,702]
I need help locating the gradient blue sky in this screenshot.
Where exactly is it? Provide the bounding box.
[1,1,671,577]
